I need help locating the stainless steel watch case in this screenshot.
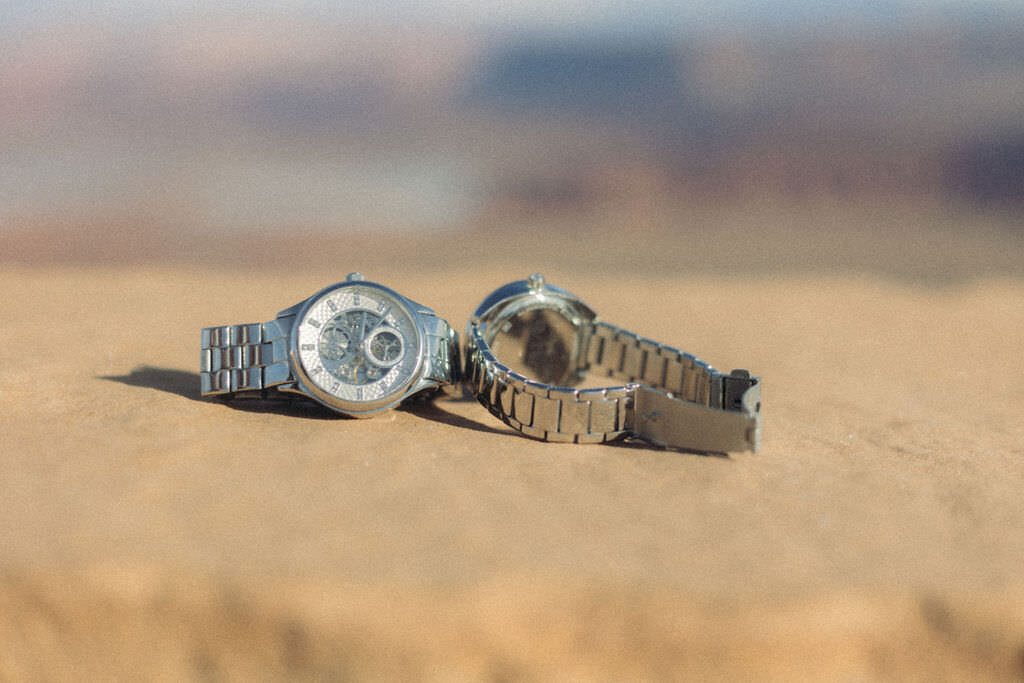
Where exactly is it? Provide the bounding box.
[281,279,428,417]
[468,273,595,387]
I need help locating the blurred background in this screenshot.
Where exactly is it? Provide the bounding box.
[2,0,1023,278]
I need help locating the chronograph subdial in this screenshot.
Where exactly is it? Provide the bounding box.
[317,309,393,385]
[365,327,404,368]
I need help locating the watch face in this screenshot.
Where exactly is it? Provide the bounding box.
[295,283,422,411]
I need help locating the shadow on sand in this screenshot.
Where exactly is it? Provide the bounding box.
[99,366,725,454]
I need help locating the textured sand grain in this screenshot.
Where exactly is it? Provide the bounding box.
[1,263,1023,680]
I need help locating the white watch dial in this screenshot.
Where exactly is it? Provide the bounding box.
[296,285,421,404]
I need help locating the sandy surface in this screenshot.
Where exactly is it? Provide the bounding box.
[2,225,1024,678]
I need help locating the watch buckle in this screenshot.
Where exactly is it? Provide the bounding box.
[632,381,761,454]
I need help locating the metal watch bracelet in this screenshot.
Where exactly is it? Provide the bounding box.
[466,318,762,454]
[200,319,293,397]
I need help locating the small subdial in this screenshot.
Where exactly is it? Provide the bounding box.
[366,328,404,368]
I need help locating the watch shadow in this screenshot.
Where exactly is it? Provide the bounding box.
[602,438,730,458]
[97,365,340,420]
[99,366,201,400]
[404,396,727,456]
[98,367,732,455]
[397,396,511,437]
[100,366,507,427]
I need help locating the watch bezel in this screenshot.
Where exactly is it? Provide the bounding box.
[288,280,428,416]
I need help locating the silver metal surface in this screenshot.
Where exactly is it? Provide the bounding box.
[201,274,459,417]
[199,321,292,396]
[465,275,762,453]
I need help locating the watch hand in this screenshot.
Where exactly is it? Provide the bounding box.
[366,307,392,336]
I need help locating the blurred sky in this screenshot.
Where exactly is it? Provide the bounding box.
[2,0,1022,239]
[4,0,1022,33]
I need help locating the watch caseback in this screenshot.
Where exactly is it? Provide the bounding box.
[288,280,428,416]
[470,274,596,387]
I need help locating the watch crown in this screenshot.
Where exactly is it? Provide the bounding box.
[346,272,365,282]
[527,273,546,292]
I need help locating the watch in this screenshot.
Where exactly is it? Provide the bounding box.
[464,274,762,452]
[200,273,459,416]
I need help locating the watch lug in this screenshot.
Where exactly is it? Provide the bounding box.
[276,300,305,318]
[409,376,441,396]
[407,298,437,317]
[416,308,459,384]
[263,314,295,343]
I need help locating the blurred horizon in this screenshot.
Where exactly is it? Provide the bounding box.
[2,0,1023,270]
[5,0,1024,33]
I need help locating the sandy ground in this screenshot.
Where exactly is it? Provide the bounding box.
[2,209,1024,679]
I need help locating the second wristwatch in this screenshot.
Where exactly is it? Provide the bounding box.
[464,274,762,453]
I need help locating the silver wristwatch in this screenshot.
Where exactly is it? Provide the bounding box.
[464,274,762,453]
[200,273,459,417]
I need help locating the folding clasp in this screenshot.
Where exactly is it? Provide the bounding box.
[632,372,762,454]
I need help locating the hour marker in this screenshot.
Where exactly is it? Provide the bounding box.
[308,318,321,327]
[353,293,360,305]
[300,343,315,351]
[326,300,338,312]
[356,387,363,400]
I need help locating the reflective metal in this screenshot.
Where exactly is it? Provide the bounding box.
[200,274,460,417]
[465,275,762,453]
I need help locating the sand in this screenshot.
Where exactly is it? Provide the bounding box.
[2,209,1024,679]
